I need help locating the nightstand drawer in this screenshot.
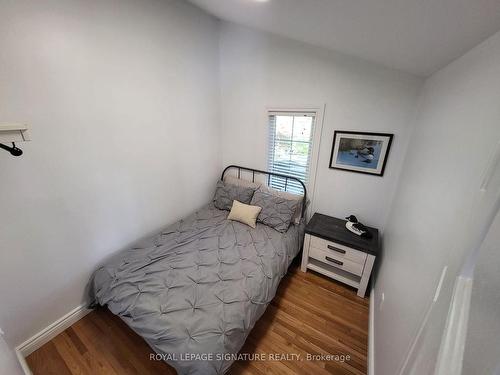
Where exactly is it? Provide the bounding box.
[310,236,367,264]
[309,247,364,276]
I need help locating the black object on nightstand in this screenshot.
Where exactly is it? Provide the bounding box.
[302,213,380,297]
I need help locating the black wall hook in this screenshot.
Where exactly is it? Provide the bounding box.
[0,142,23,156]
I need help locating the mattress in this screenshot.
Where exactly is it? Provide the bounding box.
[90,203,304,375]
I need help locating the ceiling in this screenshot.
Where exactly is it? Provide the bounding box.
[188,0,500,77]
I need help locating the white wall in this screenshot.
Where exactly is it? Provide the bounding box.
[219,22,422,229]
[0,0,220,346]
[374,30,500,375]
[0,332,23,375]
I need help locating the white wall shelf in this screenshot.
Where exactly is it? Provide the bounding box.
[0,124,30,144]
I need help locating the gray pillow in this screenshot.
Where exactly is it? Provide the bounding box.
[250,190,299,233]
[213,180,256,211]
[258,185,305,225]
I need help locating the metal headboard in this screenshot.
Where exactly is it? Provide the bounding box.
[221,165,307,218]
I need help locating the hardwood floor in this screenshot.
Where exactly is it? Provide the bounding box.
[26,263,369,375]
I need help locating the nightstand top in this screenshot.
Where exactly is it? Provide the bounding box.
[305,213,380,256]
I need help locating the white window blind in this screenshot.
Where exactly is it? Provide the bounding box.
[267,111,316,194]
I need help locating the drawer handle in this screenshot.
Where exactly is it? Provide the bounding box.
[325,256,343,266]
[327,245,346,254]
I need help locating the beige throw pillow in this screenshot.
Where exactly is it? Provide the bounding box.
[227,200,262,228]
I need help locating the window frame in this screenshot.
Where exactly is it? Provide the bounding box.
[266,106,324,216]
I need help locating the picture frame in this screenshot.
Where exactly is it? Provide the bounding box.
[329,131,393,176]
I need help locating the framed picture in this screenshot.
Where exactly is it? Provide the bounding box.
[329,131,393,176]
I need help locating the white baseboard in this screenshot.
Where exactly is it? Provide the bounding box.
[15,348,32,375]
[369,286,375,375]
[16,304,91,360]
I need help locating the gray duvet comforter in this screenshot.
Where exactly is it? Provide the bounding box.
[90,203,303,375]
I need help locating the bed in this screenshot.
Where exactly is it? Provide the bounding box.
[90,165,307,375]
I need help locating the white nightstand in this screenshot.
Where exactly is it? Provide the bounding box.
[301,213,379,298]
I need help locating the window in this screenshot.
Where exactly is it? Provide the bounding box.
[267,111,316,194]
